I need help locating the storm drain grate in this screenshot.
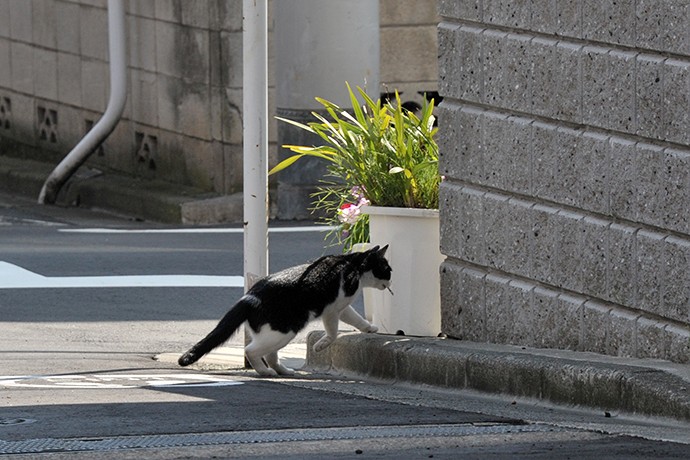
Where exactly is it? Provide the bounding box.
[0,423,564,454]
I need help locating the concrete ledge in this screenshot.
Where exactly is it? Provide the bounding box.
[306,331,690,422]
[0,155,243,224]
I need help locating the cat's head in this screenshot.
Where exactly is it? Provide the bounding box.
[358,244,392,291]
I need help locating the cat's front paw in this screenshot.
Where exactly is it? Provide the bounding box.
[361,324,378,333]
[313,336,334,352]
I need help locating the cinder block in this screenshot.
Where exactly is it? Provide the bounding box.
[582,300,611,354]
[531,0,581,37]
[530,203,558,285]
[636,229,665,317]
[552,210,584,293]
[577,131,610,214]
[483,0,531,29]
[482,31,531,112]
[480,110,509,188]
[530,38,581,121]
[507,279,536,346]
[0,0,9,39]
[484,272,514,344]
[129,69,159,125]
[10,42,33,95]
[381,0,439,25]
[80,5,108,60]
[438,0,481,21]
[438,24,482,103]
[633,142,664,227]
[583,0,636,46]
[607,222,637,308]
[663,236,690,323]
[534,288,583,350]
[439,183,485,265]
[222,143,242,193]
[220,87,242,144]
[662,59,690,145]
[128,0,156,19]
[0,38,10,88]
[154,0,182,23]
[381,26,439,84]
[57,52,82,105]
[637,0,690,55]
[608,50,636,133]
[157,75,212,140]
[482,112,532,194]
[33,47,57,101]
[179,0,211,28]
[32,0,56,49]
[440,261,486,341]
[636,317,667,359]
[219,30,243,88]
[156,21,211,84]
[129,16,158,72]
[660,148,690,235]
[581,216,609,300]
[664,324,690,364]
[607,307,638,358]
[608,137,636,222]
[55,0,80,54]
[438,104,484,183]
[635,54,665,140]
[582,45,610,128]
[532,123,581,207]
[483,192,531,274]
[9,0,32,42]
[81,58,107,112]
[210,0,242,32]
[180,137,223,192]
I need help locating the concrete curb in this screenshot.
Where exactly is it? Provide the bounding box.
[0,155,242,224]
[306,331,690,422]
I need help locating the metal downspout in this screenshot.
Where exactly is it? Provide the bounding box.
[38,0,128,204]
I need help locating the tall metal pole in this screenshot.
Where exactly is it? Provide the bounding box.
[242,0,269,291]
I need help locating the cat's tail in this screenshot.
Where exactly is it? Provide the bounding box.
[178,295,257,367]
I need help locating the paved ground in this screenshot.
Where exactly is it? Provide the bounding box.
[1,191,690,458]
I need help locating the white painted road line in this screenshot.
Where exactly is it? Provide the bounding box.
[0,261,243,289]
[58,226,337,234]
[0,373,244,389]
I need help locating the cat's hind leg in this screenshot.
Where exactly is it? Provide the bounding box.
[245,326,296,377]
[265,352,295,376]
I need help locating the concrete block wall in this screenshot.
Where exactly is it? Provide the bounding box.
[0,0,264,195]
[380,0,439,104]
[438,1,690,363]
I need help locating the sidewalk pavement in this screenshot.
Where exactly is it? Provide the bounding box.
[0,155,243,224]
[304,331,690,423]
[158,331,690,423]
[5,154,690,423]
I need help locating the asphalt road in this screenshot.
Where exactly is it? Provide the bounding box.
[1,192,689,459]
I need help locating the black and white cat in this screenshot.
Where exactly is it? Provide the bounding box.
[178,245,392,377]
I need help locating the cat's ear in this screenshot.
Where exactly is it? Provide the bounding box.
[377,244,389,256]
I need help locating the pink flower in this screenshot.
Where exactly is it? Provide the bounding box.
[337,203,361,225]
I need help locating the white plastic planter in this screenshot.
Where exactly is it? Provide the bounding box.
[360,206,444,336]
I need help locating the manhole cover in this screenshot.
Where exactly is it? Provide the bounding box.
[0,418,35,426]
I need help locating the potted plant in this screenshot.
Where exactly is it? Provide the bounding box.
[270,84,443,336]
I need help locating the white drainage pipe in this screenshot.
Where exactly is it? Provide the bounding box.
[38,0,127,204]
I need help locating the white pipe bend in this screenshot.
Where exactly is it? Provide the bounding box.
[39,0,128,204]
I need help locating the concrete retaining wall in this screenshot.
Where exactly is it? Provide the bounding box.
[438,1,690,363]
[0,0,439,210]
[0,0,253,195]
